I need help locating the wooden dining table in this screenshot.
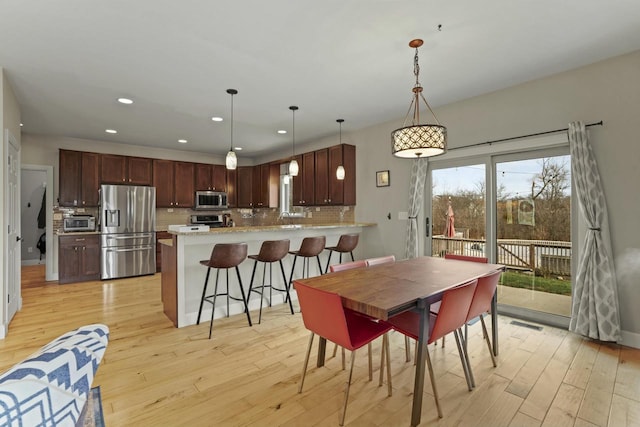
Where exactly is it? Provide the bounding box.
[294,256,504,426]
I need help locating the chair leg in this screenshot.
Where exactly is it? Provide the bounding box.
[349,251,354,262]
[341,347,346,370]
[384,334,392,396]
[404,336,411,362]
[368,342,372,381]
[340,349,357,426]
[454,329,475,390]
[247,260,258,307]
[279,260,294,315]
[379,336,386,386]
[425,348,443,418]
[235,266,253,327]
[197,267,211,325]
[298,332,315,393]
[332,343,338,358]
[480,314,497,367]
[286,255,298,303]
[208,270,221,339]
[325,250,333,273]
[316,255,323,276]
[258,264,266,324]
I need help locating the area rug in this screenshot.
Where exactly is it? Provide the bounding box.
[76,386,105,427]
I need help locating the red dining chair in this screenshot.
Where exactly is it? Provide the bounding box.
[435,253,489,348]
[365,255,396,266]
[462,269,502,388]
[294,281,392,426]
[328,259,369,371]
[385,279,478,418]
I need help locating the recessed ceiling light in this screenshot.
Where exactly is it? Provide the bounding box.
[118,97,133,105]
[277,130,287,134]
[211,116,223,122]
[106,129,117,134]
[178,139,188,144]
[235,147,243,151]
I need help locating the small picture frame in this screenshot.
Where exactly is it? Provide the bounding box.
[376,170,390,187]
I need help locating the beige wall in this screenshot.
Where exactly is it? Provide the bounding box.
[19,50,640,340]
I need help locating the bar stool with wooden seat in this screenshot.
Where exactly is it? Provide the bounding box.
[197,242,252,339]
[287,236,326,295]
[246,239,294,323]
[324,233,359,273]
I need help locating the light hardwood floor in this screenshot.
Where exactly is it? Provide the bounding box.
[2,265,639,426]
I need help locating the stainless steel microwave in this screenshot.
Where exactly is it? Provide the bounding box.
[63,215,96,232]
[194,191,228,210]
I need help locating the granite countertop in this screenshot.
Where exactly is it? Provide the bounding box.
[158,238,173,246]
[166,222,376,236]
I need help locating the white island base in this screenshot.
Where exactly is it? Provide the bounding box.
[160,223,373,328]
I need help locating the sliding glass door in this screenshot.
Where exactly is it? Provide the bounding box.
[426,146,572,326]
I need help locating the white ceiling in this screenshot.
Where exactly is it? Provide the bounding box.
[2,1,640,158]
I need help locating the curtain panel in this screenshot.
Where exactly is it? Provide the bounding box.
[568,121,620,341]
[404,158,428,259]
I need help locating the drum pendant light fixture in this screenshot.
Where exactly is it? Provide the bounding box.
[225,89,238,170]
[391,39,447,158]
[289,106,299,176]
[335,119,345,180]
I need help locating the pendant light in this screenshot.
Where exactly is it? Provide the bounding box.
[225,89,238,170]
[289,106,299,176]
[335,119,345,180]
[391,39,447,158]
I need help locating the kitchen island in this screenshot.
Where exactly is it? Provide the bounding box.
[160,223,375,328]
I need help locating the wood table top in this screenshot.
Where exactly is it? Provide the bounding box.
[294,256,504,320]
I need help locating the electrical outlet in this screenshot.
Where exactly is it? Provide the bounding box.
[307,212,313,219]
[316,207,320,212]
[167,208,174,213]
[27,247,33,253]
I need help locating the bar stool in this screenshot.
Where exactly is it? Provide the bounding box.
[197,242,252,339]
[246,239,294,323]
[325,233,359,273]
[287,236,326,295]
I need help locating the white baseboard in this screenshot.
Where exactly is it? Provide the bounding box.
[619,330,640,349]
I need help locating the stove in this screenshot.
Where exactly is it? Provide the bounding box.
[190,214,224,227]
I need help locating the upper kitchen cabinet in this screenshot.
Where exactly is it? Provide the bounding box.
[236,166,253,208]
[153,160,195,208]
[251,164,278,208]
[226,168,237,208]
[195,163,227,192]
[314,144,356,206]
[314,148,330,205]
[101,154,152,185]
[292,152,315,206]
[59,150,100,207]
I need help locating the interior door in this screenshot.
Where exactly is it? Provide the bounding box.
[5,130,21,324]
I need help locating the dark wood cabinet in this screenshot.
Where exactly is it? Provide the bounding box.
[314,148,330,205]
[252,164,273,208]
[236,166,254,208]
[59,150,100,207]
[155,231,171,272]
[195,163,227,191]
[58,234,100,284]
[101,154,152,185]
[341,144,356,206]
[328,145,345,205]
[153,160,194,207]
[226,168,237,208]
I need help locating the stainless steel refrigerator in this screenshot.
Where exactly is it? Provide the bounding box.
[100,184,156,280]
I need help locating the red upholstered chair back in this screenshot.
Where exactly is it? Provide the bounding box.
[294,281,352,349]
[365,255,396,266]
[429,279,478,344]
[329,260,367,273]
[444,253,488,263]
[466,270,501,322]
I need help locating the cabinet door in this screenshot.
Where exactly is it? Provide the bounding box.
[252,166,262,207]
[226,168,237,208]
[302,152,315,205]
[195,163,213,191]
[80,152,100,207]
[153,159,175,207]
[58,236,80,283]
[79,235,101,280]
[174,162,195,207]
[237,166,254,208]
[328,145,344,205]
[59,150,82,207]
[314,148,329,205]
[101,154,128,184]
[342,144,356,205]
[211,165,227,192]
[291,156,303,205]
[127,157,153,185]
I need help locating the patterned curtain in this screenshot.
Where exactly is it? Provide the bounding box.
[404,158,429,259]
[568,121,620,341]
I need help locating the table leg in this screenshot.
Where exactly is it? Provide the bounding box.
[411,300,429,427]
[491,292,499,356]
[317,336,327,367]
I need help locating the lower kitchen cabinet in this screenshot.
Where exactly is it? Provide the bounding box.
[58,234,101,284]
